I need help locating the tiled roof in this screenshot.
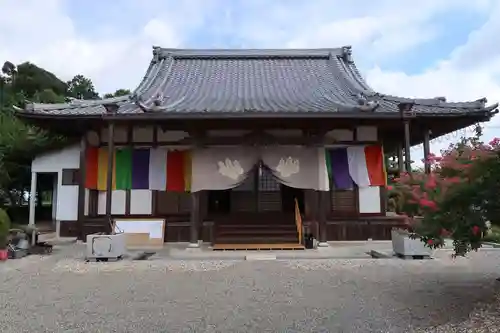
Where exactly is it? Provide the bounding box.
[19,46,498,117]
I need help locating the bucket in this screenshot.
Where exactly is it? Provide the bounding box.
[0,249,8,261]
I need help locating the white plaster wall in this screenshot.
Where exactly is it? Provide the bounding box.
[97,190,126,215]
[132,126,154,142]
[32,145,81,221]
[157,129,189,142]
[130,190,152,214]
[326,129,354,141]
[100,126,127,143]
[358,186,381,213]
[86,131,100,146]
[32,145,80,173]
[356,126,378,141]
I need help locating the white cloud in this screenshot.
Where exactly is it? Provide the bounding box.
[364,2,500,158]
[0,0,194,94]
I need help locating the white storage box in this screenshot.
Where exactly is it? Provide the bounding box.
[86,233,126,260]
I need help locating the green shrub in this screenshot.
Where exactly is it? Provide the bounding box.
[0,208,12,249]
[484,225,500,244]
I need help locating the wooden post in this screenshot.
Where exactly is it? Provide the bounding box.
[188,191,201,247]
[188,134,202,248]
[423,129,431,174]
[124,125,133,215]
[403,120,412,173]
[397,144,404,173]
[105,122,115,233]
[398,103,414,174]
[103,103,118,234]
[77,135,87,241]
[317,191,328,247]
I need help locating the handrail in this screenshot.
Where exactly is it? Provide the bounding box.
[294,198,302,245]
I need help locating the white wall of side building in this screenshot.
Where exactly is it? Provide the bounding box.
[31,145,80,229]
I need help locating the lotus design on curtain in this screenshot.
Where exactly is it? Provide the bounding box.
[217,158,245,180]
[275,156,300,178]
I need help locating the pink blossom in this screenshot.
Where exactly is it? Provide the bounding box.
[419,198,437,211]
[472,226,480,236]
[489,137,500,147]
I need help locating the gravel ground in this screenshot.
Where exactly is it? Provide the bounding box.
[1,245,500,332]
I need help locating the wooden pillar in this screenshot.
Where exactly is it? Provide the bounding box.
[403,120,412,173]
[103,103,118,234]
[423,129,431,174]
[398,103,414,174]
[77,135,87,241]
[317,191,328,246]
[188,134,203,248]
[397,144,404,173]
[188,191,201,247]
[105,122,115,232]
[124,125,133,215]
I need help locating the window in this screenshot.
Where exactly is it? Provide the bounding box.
[330,185,357,215]
[258,165,281,211]
[61,168,80,186]
[258,165,280,191]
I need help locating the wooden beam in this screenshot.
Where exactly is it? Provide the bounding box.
[100,137,378,147]
[317,191,328,245]
[105,121,115,232]
[124,125,133,216]
[188,136,203,247]
[403,120,412,173]
[397,144,404,173]
[189,191,201,246]
[423,129,431,174]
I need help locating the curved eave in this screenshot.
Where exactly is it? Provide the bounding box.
[368,93,497,110]
[15,108,497,121]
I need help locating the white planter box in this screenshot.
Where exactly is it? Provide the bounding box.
[86,233,126,260]
[391,229,432,257]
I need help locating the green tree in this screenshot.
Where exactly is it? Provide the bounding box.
[103,88,131,98]
[67,74,99,100]
[0,60,71,215]
[13,62,67,99]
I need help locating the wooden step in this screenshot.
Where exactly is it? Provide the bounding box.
[214,236,299,244]
[216,220,295,225]
[213,243,305,251]
[218,224,296,229]
[217,229,298,236]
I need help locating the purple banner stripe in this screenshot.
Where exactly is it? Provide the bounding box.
[132,149,150,189]
[329,148,354,190]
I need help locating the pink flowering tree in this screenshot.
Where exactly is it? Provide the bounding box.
[389,126,500,256]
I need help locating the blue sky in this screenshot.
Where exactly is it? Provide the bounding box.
[1,0,500,158]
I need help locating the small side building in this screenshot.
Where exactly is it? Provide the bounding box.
[17,46,498,248]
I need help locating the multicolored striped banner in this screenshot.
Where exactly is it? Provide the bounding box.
[85,147,191,192]
[327,145,386,188]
